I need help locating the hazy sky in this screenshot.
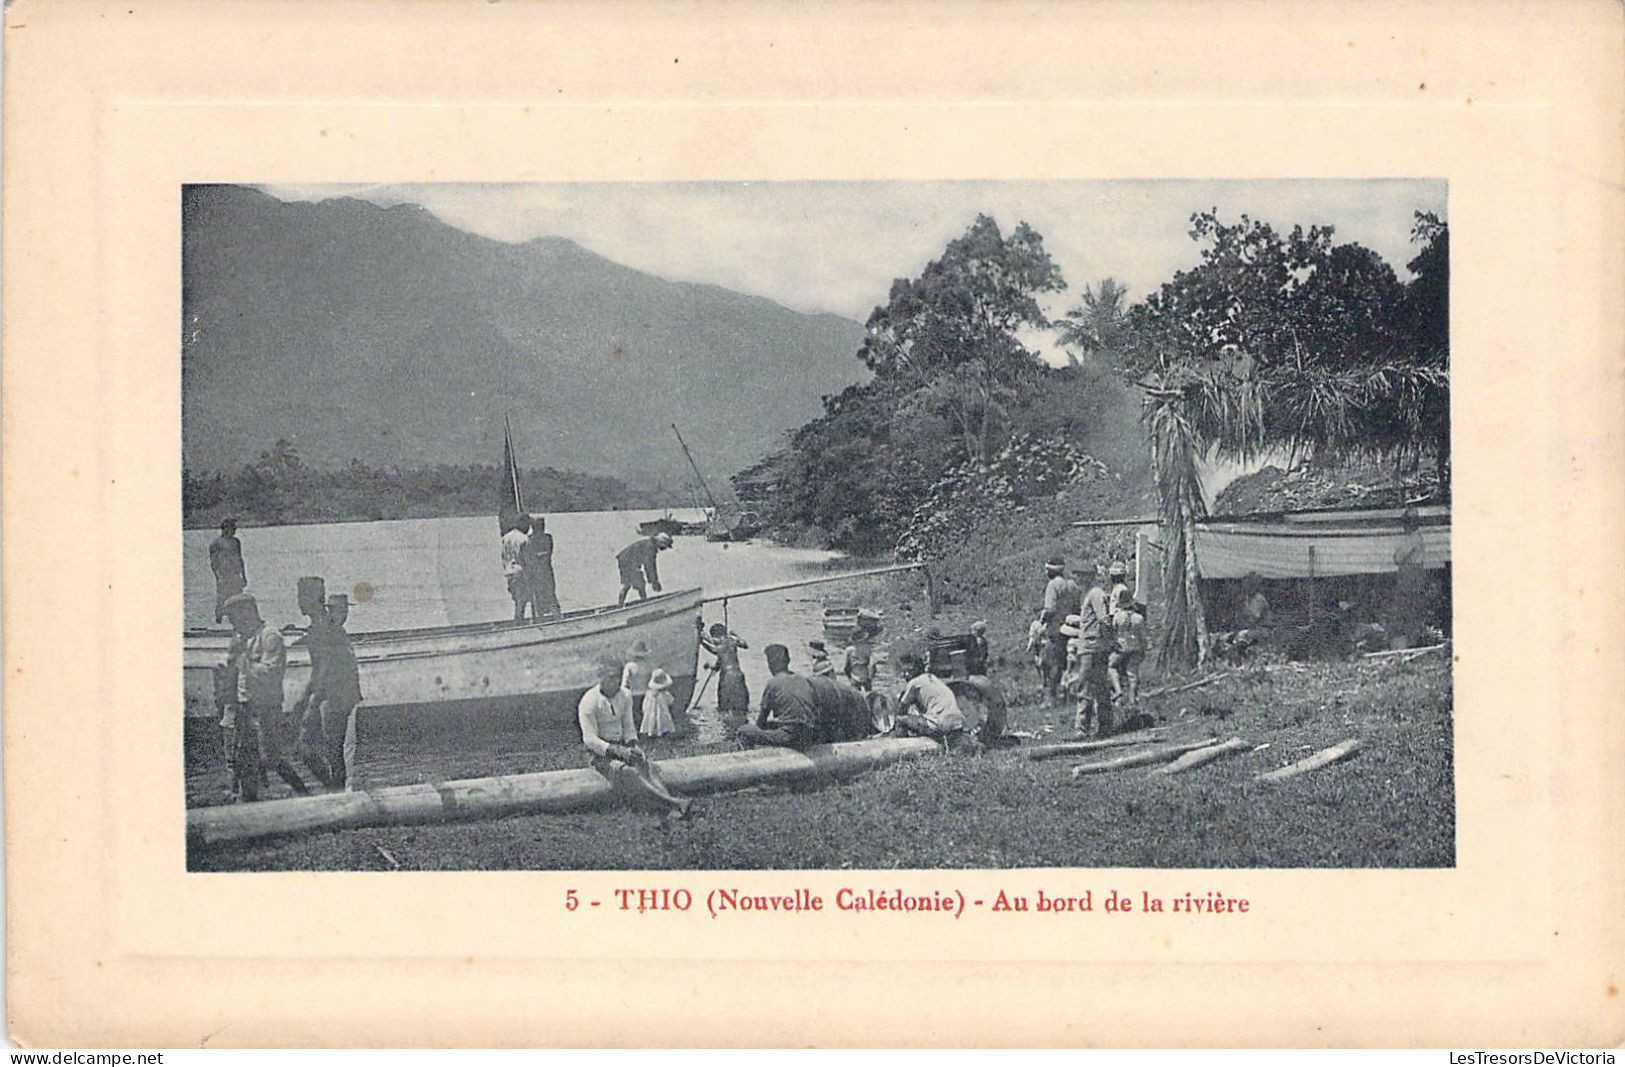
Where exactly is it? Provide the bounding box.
[261,179,1446,329]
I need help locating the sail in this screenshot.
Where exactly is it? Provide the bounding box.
[499,416,526,534]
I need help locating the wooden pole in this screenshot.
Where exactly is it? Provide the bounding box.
[1071,516,1160,529]
[1255,738,1362,783]
[1361,643,1448,660]
[702,562,927,604]
[1139,671,1232,699]
[1134,529,1151,602]
[1023,730,1166,761]
[1070,738,1219,778]
[1148,737,1249,776]
[188,737,941,849]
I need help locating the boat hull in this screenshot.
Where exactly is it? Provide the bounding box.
[184,588,705,723]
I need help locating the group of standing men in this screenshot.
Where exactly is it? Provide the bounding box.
[1036,554,1149,737]
[501,514,562,621]
[213,577,363,803]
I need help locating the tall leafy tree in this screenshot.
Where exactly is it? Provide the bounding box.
[858,215,1064,464]
[1057,277,1130,360]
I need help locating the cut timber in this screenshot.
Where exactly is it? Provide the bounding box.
[1148,737,1249,777]
[1361,643,1448,661]
[189,737,940,849]
[1023,731,1165,761]
[1256,738,1363,783]
[1140,672,1231,699]
[1071,738,1219,778]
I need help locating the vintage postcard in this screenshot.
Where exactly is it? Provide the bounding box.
[4,0,1622,1049]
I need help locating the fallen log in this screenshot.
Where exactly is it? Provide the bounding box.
[188,737,941,849]
[1023,730,1165,761]
[1140,672,1232,699]
[1255,738,1363,783]
[1361,642,1447,659]
[1071,738,1219,778]
[1148,737,1249,777]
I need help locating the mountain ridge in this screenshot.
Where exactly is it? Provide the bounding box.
[181,185,868,486]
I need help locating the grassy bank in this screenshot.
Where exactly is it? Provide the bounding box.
[189,652,1452,871]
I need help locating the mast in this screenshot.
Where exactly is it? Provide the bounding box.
[500,416,525,532]
[671,423,720,512]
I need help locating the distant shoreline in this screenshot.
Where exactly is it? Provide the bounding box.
[180,503,706,532]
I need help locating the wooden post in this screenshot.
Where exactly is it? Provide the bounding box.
[1023,730,1166,761]
[1255,738,1362,783]
[1134,529,1151,603]
[1148,737,1249,776]
[1070,738,1219,777]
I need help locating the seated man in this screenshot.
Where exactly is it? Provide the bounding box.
[577,659,690,817]
[894,652,967,740]
[738,644,822,750]
[808,673,876,743]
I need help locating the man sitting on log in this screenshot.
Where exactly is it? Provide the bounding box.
[577,659,691,817]
[808,672,878,743]
[738,644,822,749]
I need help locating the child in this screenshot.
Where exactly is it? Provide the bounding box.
[622,639,653,724]
[965,620,991,677]
[843,619,880,692]
[1026,613,1047,686]
[808,638,835,677]
[1109,601,1148,711]
[640,667,676,737]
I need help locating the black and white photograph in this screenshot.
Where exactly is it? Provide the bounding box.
[181,179,1452,872]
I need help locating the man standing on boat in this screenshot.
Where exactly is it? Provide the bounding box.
[578,659,691,817]
[616,531,673,606]
[501,515,535,620]
[528,515,562,618]
[209,518,248,623]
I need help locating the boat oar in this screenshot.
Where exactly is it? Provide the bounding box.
[684,662,720,717]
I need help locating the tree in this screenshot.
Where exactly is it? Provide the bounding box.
[1057,277,1130,360]
[858,214,1064,383]
[857,215,1064,464]
[1135,210,1451,666]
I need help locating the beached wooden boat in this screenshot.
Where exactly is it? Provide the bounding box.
[184,588,704,723]
[637,515,708,538]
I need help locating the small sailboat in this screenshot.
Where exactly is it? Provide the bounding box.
[670,423,761,542]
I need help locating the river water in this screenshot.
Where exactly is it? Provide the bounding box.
[183,508,878,717]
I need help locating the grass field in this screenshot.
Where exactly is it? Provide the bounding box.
[188,651,1453,872]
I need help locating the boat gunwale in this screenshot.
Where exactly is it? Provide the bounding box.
[183,588,705,645]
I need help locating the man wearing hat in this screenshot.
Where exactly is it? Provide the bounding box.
[1107,560,1132,614]
[1073,564,1116,736]
[292,577,365,791]
[1039,555,1082,705]
[219,593,312,800]
[209,518,248,623]
[616,531,673,606]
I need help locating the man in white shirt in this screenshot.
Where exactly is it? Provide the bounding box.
[501,516,534,620]
[577,659,690,816]
[894,652,967,739]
